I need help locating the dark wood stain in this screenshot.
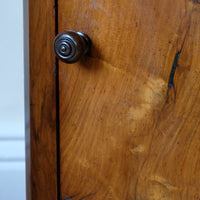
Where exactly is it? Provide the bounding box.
[167,25,190,99]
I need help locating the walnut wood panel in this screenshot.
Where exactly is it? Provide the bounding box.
[26,0,58,199]
[58,0,200,199]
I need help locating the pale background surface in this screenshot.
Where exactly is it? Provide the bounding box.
[0,0,25,199]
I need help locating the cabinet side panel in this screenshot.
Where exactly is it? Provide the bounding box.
[26,0,58,199]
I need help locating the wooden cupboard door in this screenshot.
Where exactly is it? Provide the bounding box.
[58,0,200,199]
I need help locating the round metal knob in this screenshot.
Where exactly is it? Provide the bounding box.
[53,30,90,63]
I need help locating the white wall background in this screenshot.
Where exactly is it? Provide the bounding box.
[0,0,25,199]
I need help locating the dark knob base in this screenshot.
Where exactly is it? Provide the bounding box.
[53,30,90,63]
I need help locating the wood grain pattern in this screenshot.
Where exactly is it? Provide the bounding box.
[27,0,58,199]
[58,0,200,199]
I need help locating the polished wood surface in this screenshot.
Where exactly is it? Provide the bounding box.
[58,0,200,199]
[27,0,58,199]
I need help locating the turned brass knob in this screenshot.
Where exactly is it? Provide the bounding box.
[53,30,90,63]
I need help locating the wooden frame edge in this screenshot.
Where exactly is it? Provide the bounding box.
[24,0,58,199]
